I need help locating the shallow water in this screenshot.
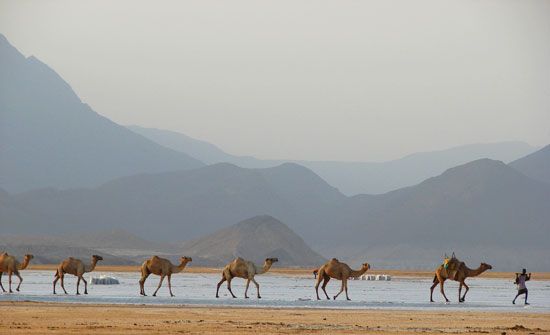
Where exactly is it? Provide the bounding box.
[1,271,549,312]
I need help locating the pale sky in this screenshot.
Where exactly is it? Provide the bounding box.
[1,0,549,161]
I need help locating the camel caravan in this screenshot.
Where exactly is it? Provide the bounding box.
[0,251,495,303]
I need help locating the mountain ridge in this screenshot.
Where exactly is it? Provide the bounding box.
[128,125,538,195]
[0,34,204,193]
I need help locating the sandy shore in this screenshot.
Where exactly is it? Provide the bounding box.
[1,301,548,334]
[27,264,550,280]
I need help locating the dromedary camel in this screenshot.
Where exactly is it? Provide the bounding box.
[314,258,370,300]
[53,255,103,295]
[430,258,493,303]
[0,253,34,293]
[216,257,278,299]
[139,256,192,297]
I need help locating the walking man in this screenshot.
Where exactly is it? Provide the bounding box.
[513,268,531,305]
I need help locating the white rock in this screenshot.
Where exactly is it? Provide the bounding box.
[90,275,120,285]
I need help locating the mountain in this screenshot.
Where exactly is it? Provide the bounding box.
[128,126,537,195]
[0,34,203,193]
[127,125,245,165]
[180,215,326,266]
[0,163,345,245]
[335,159,550,269]
[2,159,549,270]
[509,144,550,184]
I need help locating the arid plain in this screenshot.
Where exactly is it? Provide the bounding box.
[2,302,549,335]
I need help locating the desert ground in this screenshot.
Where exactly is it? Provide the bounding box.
[1,301,549,335]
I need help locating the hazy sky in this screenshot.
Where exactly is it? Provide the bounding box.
[1,0,549,161]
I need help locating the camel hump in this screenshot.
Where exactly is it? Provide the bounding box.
[152,255,160,260]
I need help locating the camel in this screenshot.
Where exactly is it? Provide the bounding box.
[314,258,370,300]
[139,256,192,297]
[430,258,493,303]
[53,255,103,295]
[0,253,34,293]
[216,257,278,299]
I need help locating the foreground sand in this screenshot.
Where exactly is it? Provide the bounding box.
[26,265,550,280]
[1,302,549,334]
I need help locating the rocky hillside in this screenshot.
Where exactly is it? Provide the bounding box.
[180,215,326,267]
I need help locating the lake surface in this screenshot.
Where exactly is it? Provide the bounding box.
[1,271,549,312]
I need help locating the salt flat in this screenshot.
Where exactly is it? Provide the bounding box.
[1,270,549,312]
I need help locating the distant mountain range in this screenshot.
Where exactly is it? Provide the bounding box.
[509,144,550,185]
[0,162,344,244]
[0,34,203,193]
[1,34,549,271]
[181,215,326,266]
[2,152,550,270]
[129,125,538,195]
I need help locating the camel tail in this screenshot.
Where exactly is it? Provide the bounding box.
[313,269,319,276]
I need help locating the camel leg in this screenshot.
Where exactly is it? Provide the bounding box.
[8,271,13,293]
[82,277,88,295]
[167,274,174,297]
[321,276,331,300]
[314,271,324,300]
[344,279,351,300]
[215,276,226,298]
[439,279,450,302]
[461,281,469,302]
[252,278,261,299]
[15,272,23,292]
[429,281,439,302]
[60,274,68,294]
[458,282,463,302]
[0,272,5,293]
[53,273,59,294]
[76,276,81,295]
[226,277,237,298]
[152,275,165,297]
[139,271,150,296]
[334,280,345,300]
[244,279,251,299]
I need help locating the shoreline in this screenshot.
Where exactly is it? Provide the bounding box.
[25,265,550,280]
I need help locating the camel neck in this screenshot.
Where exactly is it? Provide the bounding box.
[172,260,190,273]
[465,265,486,277]
[85,259,98,273]
[257,262,273,275]
[17,258,31,270]
[350,267,369,278]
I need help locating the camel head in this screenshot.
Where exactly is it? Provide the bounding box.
[265,257,279,264]
[480,262,492,271]
[92,255,104,262]
[361,262,371,271]
[24,254,34,261]
[180,256,193,263]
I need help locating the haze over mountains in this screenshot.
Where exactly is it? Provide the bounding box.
[0,34,203,193]
[1,34,550,270]
[129,125,537,195]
